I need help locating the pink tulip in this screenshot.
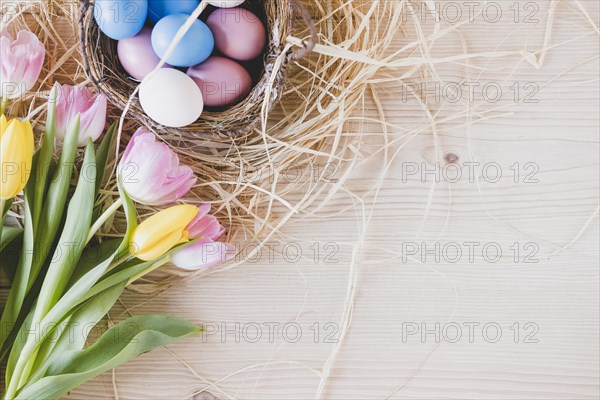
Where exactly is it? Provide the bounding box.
[185,203,226,240]
[54,83,107,146]
[0,30,45,100]
[118,128,197,205]
[170,205,235,270]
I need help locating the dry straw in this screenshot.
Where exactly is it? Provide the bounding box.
[2,0,412,292]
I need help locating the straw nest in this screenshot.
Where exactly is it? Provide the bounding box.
[2,0,409,290]
[79,0,317,138]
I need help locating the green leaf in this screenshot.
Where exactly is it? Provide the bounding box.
[0,226,23,283]
[3,181,138,383]
[5,142,97,388]
[27,283,126,384]
[3,243,116,397]
[17,253,167,370]
[30,253,116,353]
[0,226,22,253]
[32,85,57,234]
[28,113,80,292]
[33,141,96,315]
[0,228,22,282]
[28,256,169,384]
[115,180,137,257]
[4,304,35,386]
[0,167,37,354]
[15,315,200,400]
[2,198,13,215]
[13,186,139,362]
[94,122,117,197]
[67,239,121,286]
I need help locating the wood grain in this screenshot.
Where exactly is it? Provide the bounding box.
[2,0,599,399]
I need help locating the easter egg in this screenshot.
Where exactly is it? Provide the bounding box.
[187,56,252,107]
[206,8,266,61]
[94,0,148,40]
[139,68,204,127]
[118,27,171,80]
[205,0,245,7]
[147,0,200,23]
[151,14,214,67]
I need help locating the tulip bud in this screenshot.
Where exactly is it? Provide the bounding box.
[170,239,235,270]
[185,203,225,240]
[118,128,196,205]
[0,30,45,100]
[0,115,34,199]
[130,204,198,261]
[54,83,107,147]
[170,204,234,270]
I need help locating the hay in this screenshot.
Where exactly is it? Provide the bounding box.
[1,0,411,292]
[4,0,577,296]
[11,0,573,293]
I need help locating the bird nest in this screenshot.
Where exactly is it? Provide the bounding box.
[79,0,316,138]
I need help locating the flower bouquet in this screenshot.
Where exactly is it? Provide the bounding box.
[1,30,233,399]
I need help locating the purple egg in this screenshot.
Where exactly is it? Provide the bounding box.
[187,56,252,107]
[117,27,171,81]
[206,8,266,61]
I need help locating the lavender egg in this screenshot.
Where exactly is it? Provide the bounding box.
[206,8,266,61]
[117,27,171,81]
[187,56,252,107]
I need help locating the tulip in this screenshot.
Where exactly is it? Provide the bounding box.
[185,203,226,240]
[0,115,34,199]
[130,204,198,261]
[118,128,196,205]
[170,204,234,270]
[0,30,45,100]
[170,239,235,270]
[54,83,107,146]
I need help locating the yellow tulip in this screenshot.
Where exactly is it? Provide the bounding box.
[130,204,198,261]
[0,115,34,199]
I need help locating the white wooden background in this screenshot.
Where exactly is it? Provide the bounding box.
[6,0,600,399]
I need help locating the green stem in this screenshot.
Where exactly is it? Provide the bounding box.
[86,198,123,244]
[4,250,133,399]
[127,256,171,285]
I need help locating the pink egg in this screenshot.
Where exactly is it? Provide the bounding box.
[187,56,252,107]
[206,8,266,61]
[117,27,171,81]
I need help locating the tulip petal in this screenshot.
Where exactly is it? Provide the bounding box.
[185,205,225,241]
[129,204,197,261]
[118,128,196,205]
[54,84,107,146]
[0,30,45,99]
[134,227,187,262]
[171,239,235,270]
[0,118,34,198]
[0,115,8,136]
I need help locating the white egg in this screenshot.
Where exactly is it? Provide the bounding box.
[205,0,245,7]
[139,69,204,128]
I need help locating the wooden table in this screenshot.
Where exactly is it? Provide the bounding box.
[3,0,600,399]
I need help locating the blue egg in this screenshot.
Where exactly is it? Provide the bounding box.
[94,0,148,40]
[148,0,201,23]
[151,14,214,67]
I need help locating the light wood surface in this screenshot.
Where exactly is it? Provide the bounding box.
[4,0,600,399]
